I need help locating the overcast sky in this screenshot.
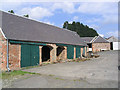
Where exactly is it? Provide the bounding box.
[0,0,118,38]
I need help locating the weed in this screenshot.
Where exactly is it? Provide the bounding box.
[49,74,54,77]
[2,70,38,79]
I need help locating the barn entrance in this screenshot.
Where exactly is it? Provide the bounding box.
[21,44,39,67]
[42,46,51,62]
[110,42,113,50]
[57,46,64,60]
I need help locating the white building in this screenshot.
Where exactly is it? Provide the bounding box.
[106,36,120,50]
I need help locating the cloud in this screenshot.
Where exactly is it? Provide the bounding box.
[106,30,119,37]
[77,2,117,15]
[102,14,118,24]
[99,34,104,37]
[73,16,79,21]
[86,18,101,23]
[89,24,99,30]
[77,2,117,24]
[0,0,23,10]
[51,2,76,13]
[43,21,54,25]
[17,7,53,20]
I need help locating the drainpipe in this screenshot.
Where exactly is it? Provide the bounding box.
[7,39,10,72]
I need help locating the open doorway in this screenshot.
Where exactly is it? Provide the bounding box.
[57,46,64,60]
[42,46,51,62]
[110,42,113,50]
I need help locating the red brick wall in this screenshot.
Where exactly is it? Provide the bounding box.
[9,43,21,70]
[0,29,21,71]
[0,29,7,70]
[92,43,110,52]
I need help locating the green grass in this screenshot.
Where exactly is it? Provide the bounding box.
[1,70,38,79]
[55,77,64,80]
[21,65,40,70]
[49,74,55,77]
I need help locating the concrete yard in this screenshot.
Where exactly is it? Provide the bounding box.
[6,50,119,88]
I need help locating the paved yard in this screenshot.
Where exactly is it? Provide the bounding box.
[9,51,119,88]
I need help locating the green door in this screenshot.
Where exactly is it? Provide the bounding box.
[21,44,39,67]
[31,45,39,66]
[76,46,81,58]
[67,45,74,59]
[21,44,31,67]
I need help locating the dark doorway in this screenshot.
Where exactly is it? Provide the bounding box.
[57,46,64,56]
[87,43,92,48]
[110,42,113,50]
[42,46,50,62]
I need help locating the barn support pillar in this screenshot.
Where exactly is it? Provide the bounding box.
[50,45,57,62]
[74,47,76,59]
[85,47,86,56]
[81,48,83,57]
[64,46,67,60]
[39,46,43,65]
[47,44,57,62]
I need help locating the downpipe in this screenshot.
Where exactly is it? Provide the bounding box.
[7,39,10,72]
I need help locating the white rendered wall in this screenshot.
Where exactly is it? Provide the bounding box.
[113,42,120,50]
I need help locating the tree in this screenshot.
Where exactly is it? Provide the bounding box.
[23,14,29,18]
[63,21,98,37]
[8,10,14,14]
[63,21,68,29]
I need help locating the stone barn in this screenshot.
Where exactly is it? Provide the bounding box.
[81,36,110,52]
[0,11,87,71]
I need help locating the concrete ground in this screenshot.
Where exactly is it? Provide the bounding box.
[8,50,119,88]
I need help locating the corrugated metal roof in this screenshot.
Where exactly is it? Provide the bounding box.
[0,11,85,46]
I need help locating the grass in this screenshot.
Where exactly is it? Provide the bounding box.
[49,74,55,77]
[55,77,64,80]
[1,70,39,79]
[21,65,40,70]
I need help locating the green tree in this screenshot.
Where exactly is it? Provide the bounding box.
[63,21,68,29]
[8,10,14,14]
[63,21,98,37]
[23,14,29,18]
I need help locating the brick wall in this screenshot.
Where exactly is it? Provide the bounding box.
[0,29,21,71]
[9,43,21,70]
[92,43,110,52]
[0,29,7,71]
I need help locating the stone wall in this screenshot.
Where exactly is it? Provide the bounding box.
[92,43,110,52]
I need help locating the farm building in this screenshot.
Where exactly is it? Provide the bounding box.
[81,36,110,52]
[106,36,120,50]
[0,11,88,71]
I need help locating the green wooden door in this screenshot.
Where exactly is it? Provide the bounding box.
[21,44,31,67]
[31,45,39,66]
[21,44,39,67]
[67,45,74,59]
[76,46,81,58]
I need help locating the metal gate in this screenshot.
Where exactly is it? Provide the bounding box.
[21,44,39,67]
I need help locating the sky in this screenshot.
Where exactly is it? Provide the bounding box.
[0,0,118,38]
